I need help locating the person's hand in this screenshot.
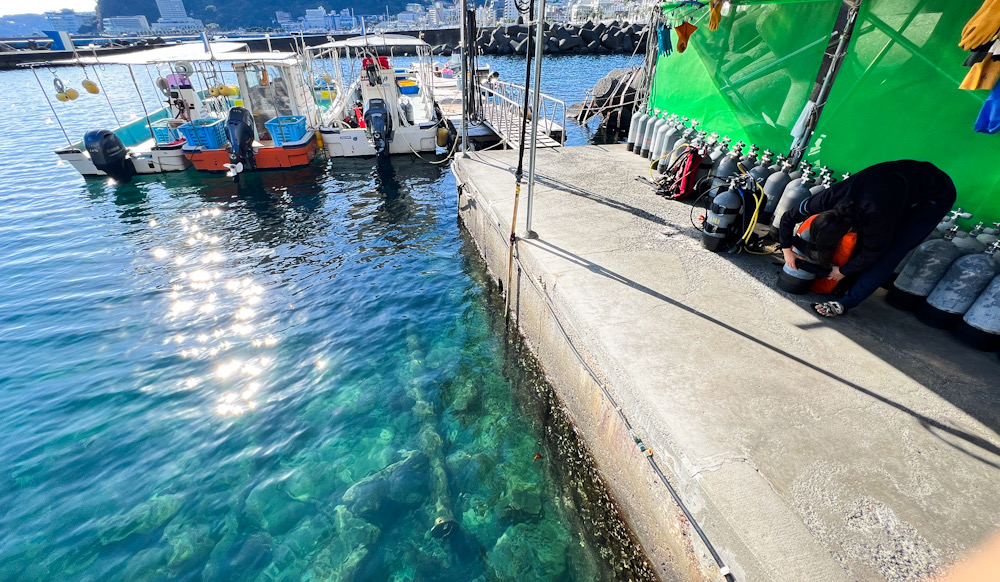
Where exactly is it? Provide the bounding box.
[828,265,845,281]
[781,247,798,271]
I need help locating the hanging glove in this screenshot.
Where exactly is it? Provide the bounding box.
[658,24,673,56]
[974,77,1000,133]
[960,0,1000,51]
[675,21,698,53]
[709,0,723,32]
[960,58,1000,90]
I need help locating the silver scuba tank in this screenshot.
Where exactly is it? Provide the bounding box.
[919,241,1000,329]
[650,114,680,166]
[626,109,650,152]
[694,132,718,188]
[976,222,1000,246]
[887,228,965,311]
[641,113,667,158]
[666,125,698,169]
[761,159,794,225]
[953,223,988,254]
[661,116,689,162]
[953,266,1000,351]
[769,165,816,238]
[810,173,834,196]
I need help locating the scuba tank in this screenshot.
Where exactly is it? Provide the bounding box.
[769,164,815,239]
[787,161,808,181]
[952,267,1000,351]
[747,150,776,192]
[918,241,1000,329]
[760,159,794,226]
[739,144,760,169]
[768,154,786,174]
[714,140,745,182]
[976,222,1000,246]
[650,114,680,169]
[640,112,666,158]
[809,171,834,196]
[693,132,717,192]
[709,136,732,176]
[701,176,744,252]
[666,125,698,169]
[626,109,650,152]
[953,223,988,254]
[660,116,689,165]
[886,228,964,311]
[931,208,972,239]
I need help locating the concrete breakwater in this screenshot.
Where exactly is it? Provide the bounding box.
[430,21,647,56]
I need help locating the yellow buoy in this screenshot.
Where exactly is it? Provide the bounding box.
[437,127,450,148]
[209,86,220,97]
[65,88,79,100]
[82,79,99,94]
[321,72,333,83]
[315,131,324,149]
[56,92,69,102]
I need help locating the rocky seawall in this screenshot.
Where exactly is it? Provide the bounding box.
[430,20,648,56]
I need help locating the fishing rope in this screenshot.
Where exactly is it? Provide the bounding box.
[126,65,158,144]
[31,66,73,147]
[88,48,121,127]
[504,0,537,320]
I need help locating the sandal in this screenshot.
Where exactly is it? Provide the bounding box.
[812,301,846,317]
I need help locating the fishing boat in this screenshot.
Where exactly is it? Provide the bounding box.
[31,42,249,182]
[305,34,451,162]
[172,51,323,181]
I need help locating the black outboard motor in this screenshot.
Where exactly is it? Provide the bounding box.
[364,98,393,160]
[84,129,135,183]
[224,107,256,181]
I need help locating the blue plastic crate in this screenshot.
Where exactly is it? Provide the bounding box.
[264,116,307,146]
[149,119,183,144]
[177,118,226,150]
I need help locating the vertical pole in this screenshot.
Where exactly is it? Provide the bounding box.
[459,0,469,155]
[32,67,73,147]
[127,65,158,144]
[523,0,546,238]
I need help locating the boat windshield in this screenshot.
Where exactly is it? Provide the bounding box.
[238,64,295,139]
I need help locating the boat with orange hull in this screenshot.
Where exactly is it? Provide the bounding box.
[184,132,319,173]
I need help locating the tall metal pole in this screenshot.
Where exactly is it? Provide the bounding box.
[523,0,546,238]
[459,0,469,155]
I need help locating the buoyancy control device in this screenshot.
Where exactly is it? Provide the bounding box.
[364,98,393,159]
[224,107,256,181]
[918,241,1000,329]
[84,129,135,183]
[701,173,763,252]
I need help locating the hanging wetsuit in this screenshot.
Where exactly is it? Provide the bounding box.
[778,160,956,310]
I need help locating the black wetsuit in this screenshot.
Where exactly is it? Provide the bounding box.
[778,160,956,308]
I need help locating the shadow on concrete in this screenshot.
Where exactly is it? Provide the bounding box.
[532,172,673,228]
[526,237,1000,472]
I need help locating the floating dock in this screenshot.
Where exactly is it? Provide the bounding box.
[453,144,1000,581]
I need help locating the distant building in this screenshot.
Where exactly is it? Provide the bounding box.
[152,0,204,32]
[44,9,96,33]
[503,0,519,21]
[102,15,151,34]
[303,7,329,31]
[333,9,356,30]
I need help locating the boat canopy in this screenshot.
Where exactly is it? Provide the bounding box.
[315,34,431,50]
[39,41,248,66]
[158,51,302,66]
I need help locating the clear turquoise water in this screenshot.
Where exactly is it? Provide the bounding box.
[0,54,651,581]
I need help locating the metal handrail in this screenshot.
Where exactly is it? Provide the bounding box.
[478,79,565,144]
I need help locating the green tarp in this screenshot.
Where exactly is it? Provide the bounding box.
[650,0,1000,225]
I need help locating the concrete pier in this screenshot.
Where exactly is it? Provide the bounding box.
[453,144,1000,581]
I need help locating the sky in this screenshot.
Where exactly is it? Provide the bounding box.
[0,0,96,14]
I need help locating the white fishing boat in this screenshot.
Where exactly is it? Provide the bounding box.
[305,34,452,162]
[31,42,249,182]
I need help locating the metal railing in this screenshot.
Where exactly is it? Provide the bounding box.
[477,79,566,145]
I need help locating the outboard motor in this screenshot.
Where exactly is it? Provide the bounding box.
[224,107,256,181]
[953,269,1000,351]
[769,164,815,239]
[364,98,394,159]
[84,129,135,183]
[918,241,1000,329]
[886,229,964,311]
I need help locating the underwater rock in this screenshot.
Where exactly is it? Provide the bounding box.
[489,521,571,581]
[301,506,380,582]
[122,546,171,581]
[163,520,213,572]
[499,479,543,522]
[97,493,184,544]
[342,450,429,524]
[203,533,273,582]
[244,479,310,535]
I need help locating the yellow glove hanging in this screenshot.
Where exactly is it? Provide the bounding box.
[709,0,723,32]
[960,0,1000,51]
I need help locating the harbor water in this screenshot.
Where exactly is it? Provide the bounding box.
[0,54,656,581]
